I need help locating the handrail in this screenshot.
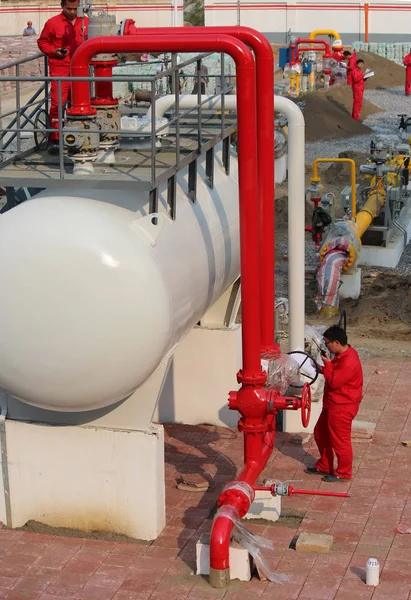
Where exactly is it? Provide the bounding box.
[0,52,44,71]
[311,157,357,218]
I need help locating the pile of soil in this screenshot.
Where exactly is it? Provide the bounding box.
[319,85,382,120]
[275,195,314,230]
[320,150,371,186]
[356,51,405,90]
[302,93,371,142]
[342,272,411,339]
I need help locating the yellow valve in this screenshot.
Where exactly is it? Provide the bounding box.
[309,30,341,42]
[312,158,357,218]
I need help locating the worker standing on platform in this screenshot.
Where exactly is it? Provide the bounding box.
[305,325,363,482]
[351,59,365,121]
[37,0,87,154]
[404,51,411,96]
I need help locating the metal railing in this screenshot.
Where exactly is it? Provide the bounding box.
[0,51,237,192]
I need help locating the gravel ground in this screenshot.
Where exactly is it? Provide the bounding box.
[302,85,411,276]
[304,86,408,163]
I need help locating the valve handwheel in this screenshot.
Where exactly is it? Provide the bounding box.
[287,350,320,387]
[301,382,311,428]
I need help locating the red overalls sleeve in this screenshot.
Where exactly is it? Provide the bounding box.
[37,20,56,57]
[404,54,411,67]
[322,356,359,390]
[351,69,364,85]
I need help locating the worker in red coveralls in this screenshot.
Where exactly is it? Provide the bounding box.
[403,52,411,96]
[347,49,357,86]
[305,325,363,482]
[37,0,87,154]
[351,59,365,121]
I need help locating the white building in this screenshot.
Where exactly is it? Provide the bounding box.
[204,0,411,44]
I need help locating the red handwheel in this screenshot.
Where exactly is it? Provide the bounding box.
[301,382,312,428]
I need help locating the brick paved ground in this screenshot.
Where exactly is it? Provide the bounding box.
[0,358,410,599]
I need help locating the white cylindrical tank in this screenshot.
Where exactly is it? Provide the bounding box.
[0,149,240,412]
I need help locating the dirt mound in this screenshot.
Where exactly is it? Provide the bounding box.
[342,272,411,339]
[356,51,405,90]
[320,150,371,186]
[301,93,371,142]
[276,195,314,230]
[319,85,382,120]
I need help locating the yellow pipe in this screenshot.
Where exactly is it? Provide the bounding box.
[311,158,357,218]
[354,190,384,239]
[309,30,341,42]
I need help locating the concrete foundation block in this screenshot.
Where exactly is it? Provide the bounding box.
[283,396,322,434]
[340,268,361,300]
[352,420,376,440]
[244,489,281,522]
[196,533,251,581]
[296,532,334,553]
[0,419,165,541]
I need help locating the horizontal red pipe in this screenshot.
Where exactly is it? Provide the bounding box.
[296,38,331,56]
[69,33,261,379]
[296,46,327,60]
[290,487,350,498]
[123,24,277,352]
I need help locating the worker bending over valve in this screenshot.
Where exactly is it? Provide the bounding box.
[305,326,363,482]
[38,0,88,154]
[404,51,411,96]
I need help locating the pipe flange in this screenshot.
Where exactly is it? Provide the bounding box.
[238,418,268,434]
[236,369,266,386]
[218,490,252,517]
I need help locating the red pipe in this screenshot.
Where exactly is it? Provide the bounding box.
[289,487,350,498]
[68,34,262,379]
[296,38,331,57]
[253,486,350,498]
[122,24,278,353]
[296,46,327,61]
[92,61,118,105]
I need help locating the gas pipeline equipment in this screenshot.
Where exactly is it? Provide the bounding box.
[310,141,411,316]
[279,31,346,96]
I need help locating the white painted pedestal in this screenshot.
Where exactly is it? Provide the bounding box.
[0,418,165,540]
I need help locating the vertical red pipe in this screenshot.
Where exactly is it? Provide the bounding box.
[68,34,262,379]
[92,62,117,102]
[122,24,278,353]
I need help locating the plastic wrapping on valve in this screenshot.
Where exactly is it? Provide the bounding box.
[261,353,300,395]
[320,221,361,262]
[214,505,289,584]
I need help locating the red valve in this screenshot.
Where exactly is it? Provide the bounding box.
[301,382,311,428]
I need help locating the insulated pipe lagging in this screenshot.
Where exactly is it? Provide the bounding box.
[69,33,262,381]
[146,94,306,352]
[122,24,277,353]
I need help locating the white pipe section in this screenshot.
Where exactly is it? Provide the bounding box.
[274,96,305,352]
[147,94,306,351]
[146,94,236,119]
